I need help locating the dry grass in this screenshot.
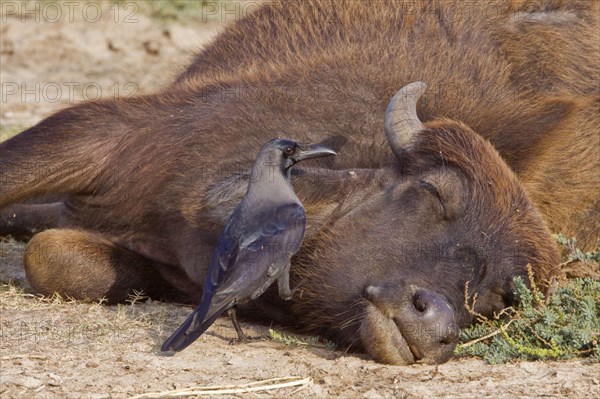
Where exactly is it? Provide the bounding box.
[0,281,184,352]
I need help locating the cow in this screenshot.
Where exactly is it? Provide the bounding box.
[0,0,598,364]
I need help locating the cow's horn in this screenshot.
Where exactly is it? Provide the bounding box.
[384,81,427,158]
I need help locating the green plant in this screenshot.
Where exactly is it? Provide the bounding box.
[456,274,600,364]
[268,328,336,350]
[456,236,600,364]
[554,233,600,265]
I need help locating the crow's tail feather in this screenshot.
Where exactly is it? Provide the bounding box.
[161,300,230,352]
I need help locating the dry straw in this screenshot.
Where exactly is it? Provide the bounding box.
[129,376,311,398]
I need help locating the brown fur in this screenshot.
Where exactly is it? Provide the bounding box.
[0,0,598,364]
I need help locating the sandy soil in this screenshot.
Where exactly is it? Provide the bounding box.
[1,2,599,398]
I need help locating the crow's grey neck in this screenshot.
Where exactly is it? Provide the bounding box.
[246,159,297,204]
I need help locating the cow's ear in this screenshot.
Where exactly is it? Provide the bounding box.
[487,97,577,172]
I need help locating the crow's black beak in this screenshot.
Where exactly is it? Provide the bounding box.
[293,143,336,162]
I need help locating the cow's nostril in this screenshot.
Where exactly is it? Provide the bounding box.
[412,291,428,312]
[393,288,458,363]
[440,335,453,345]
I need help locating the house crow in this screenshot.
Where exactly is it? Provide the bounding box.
[161,138,336,352]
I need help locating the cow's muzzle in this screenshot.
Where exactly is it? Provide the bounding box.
[359,285,459,364]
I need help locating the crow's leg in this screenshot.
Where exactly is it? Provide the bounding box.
[227,307,248,343]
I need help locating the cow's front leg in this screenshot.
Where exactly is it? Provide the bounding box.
[0,202,65,240]
[24,228,193,304]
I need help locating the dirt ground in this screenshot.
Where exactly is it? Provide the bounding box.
[1,2,599,398]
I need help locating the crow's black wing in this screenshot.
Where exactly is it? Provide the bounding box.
[161,203,305,352]
[219,202,306,298]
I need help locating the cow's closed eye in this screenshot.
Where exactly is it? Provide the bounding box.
[418,169,468,221]
[420,181,447,218]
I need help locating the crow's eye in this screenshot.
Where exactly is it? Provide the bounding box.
[283,146,294,155]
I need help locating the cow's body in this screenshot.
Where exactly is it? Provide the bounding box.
[1,0,598,364]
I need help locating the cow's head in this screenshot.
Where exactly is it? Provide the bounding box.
[292,82,559,364]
